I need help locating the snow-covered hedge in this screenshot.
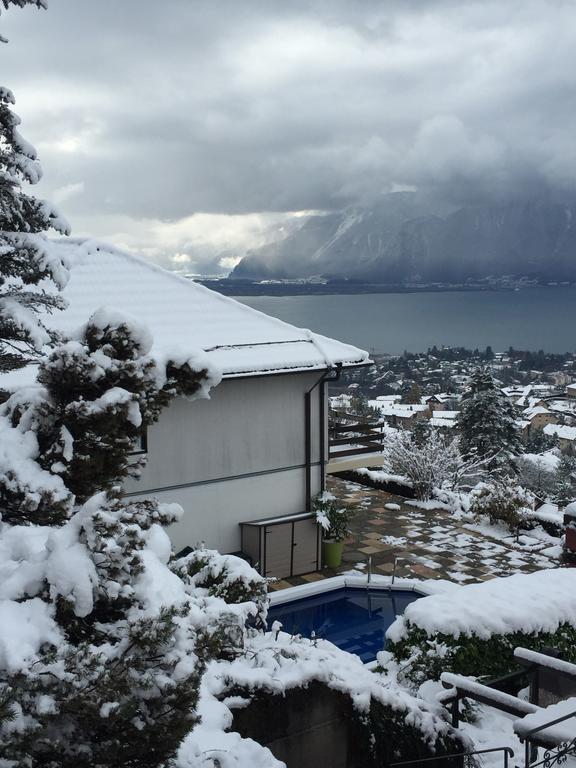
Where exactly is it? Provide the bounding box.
[386,569,576,684]
[176,629,464,767]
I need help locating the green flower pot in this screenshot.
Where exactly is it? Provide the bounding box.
[322,539,345,568]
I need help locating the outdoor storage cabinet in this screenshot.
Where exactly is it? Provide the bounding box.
[240,512,321,579]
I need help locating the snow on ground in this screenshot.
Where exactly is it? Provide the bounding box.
[355,467,413,487]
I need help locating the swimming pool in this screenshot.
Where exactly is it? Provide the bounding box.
[268,585,421,663]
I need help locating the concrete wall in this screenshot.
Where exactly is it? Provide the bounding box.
[124,372,325,553]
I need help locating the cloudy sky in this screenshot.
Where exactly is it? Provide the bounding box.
[2,0,576,273]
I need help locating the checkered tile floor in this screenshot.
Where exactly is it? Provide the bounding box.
[269,476,560,591]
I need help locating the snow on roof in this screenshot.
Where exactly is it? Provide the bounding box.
[522,406,551,418]
[3,239,369,382]
[544,423,576,441]
[368,401,429,417]
[429,417,455,428]
[432,410,459,419]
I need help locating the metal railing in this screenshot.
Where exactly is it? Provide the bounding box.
[520,709,576,768]
[328,420,386,459]
[389,745,514,767]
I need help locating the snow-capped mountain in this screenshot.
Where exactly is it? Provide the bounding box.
[232,194,576,283]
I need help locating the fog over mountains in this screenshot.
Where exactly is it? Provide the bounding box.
[232,194,576,284]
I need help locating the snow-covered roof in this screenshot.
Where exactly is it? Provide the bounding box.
[368,401,429,418]
[543,423,576,441]
[429,417,456,428]
[431,410,459,419]
[522,406,551,419]
[4,239,369,382]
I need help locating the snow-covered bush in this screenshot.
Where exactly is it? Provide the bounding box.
[470,480,532,533]
[386,569,576,686]
[178,629,464,768]
[515,453,558,498]
[380,430,484,501]
[313,491,355,541]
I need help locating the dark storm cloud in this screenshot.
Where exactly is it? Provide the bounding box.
[2,0,576,266]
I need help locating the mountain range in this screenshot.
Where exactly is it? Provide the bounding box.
[231,194,576,283]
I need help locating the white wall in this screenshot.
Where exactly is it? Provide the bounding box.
[125,372,325,553]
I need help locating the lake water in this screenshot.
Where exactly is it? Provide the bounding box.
[237,288,576,355]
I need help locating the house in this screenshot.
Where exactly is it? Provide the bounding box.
[424,393,456,411]
[1,239,369,577]
[429,410,459,429]
[367,400,430,429]
[521,406,558,432]
[567,382,576,399]
[543,424,576,454]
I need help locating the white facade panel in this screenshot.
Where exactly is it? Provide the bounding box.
[128,466,322,555]
[124,371,326,553]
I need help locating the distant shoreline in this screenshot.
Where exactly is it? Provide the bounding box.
[196,279,572,297]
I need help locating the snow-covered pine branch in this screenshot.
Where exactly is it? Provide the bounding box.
[0,1,47,43]
[0,78,70,372]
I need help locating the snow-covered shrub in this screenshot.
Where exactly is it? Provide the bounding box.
[172,548,267,620]
[470,480,532,533]
[386,570,576,685]
[313,491,355,541]
[380,430,484,501]
[179,630,464,768]
[515,453,558,498]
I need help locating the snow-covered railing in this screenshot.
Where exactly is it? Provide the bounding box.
[389,745,515,768]
[440,672,540,720]
[514,647,576,679]
[515,702,576,767]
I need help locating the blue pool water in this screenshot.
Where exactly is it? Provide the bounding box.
[268,587,421,663]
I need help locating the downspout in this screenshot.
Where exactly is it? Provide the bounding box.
[320,364,342,491]
[304,364,342,510]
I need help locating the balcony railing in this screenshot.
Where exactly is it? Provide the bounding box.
[328,420,386,460]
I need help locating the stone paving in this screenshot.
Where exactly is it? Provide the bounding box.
[268,475,560,591]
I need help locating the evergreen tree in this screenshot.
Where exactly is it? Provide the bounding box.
[457,368,522,466]
[1,0,69,372]
[401,380,421,405]
[525,426,558,453]
[554,454,576,508]
[0,311,268,768]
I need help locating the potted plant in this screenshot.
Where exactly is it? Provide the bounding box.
[313,491,355,568]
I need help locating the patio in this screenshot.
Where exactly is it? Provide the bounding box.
[268,475,560,591]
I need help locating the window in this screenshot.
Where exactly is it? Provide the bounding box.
[129,429,148,455]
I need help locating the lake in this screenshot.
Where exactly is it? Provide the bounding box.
[236,288,576,355]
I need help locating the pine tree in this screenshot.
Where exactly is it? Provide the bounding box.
[1,1,69,372]
[0,312,268,768]
[457,368,522,466]
[401,381,422,405]
[554,454,576,508]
